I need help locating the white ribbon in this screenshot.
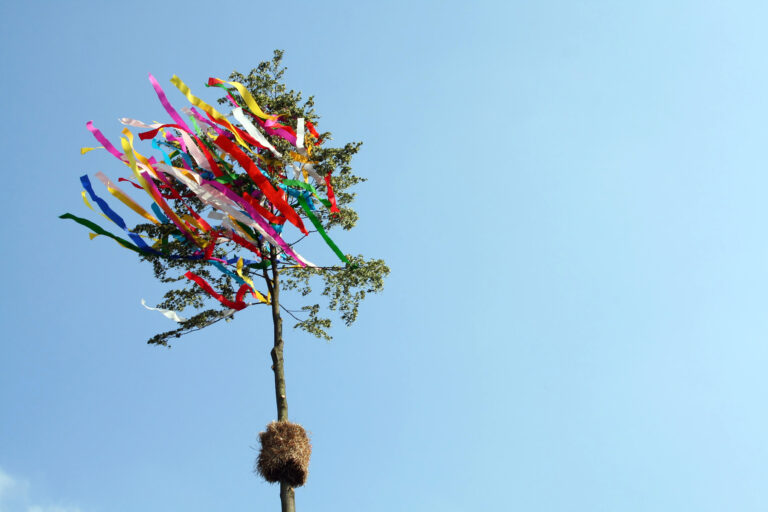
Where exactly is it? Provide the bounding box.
[154,163,315,267]
[296,118,305,149]
[141,299,187,322]
[231,107,282,157]
[119,117,212,173]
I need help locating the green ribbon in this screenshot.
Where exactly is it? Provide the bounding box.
[247,260,273,270]
[59,213,143,254]
[296,197,347,263]
[187,114,203,136]
[283,179,332,209]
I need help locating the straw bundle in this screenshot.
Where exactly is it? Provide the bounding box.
[256,421,312,487]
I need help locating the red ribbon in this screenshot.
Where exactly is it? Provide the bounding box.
[213,134,308,235]
[220,229,263,257]
[184,271,248,310]
[154,169,212,232]
[139,124,223,177]
[117,177,195,199]
[235,283,250,304]
[118,177,146,190]
[305,120,323,145]
[203,232,219,260]
[243,192,286,225]
[203,229,263,259]
[201,110,269,151]
[324,174,339,214]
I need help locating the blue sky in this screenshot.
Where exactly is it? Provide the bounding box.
[3,1,768,511]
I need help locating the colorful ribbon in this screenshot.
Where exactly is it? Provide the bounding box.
[65,72,350,319]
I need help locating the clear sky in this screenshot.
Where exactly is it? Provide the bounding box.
[2,1,768,511]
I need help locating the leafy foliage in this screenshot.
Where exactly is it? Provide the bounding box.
[134,50,388,346]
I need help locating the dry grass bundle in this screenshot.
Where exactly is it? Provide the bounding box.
[256,421,312,487]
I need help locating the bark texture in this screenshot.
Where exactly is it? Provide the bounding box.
[267,249,296,512]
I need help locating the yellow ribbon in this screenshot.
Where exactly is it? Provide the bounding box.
[170,75,253,152]
[81,190,95,210]
[94,172,159,225]
[81,189,158,245]
[121,137,200,245]
[121,129,160,178]
[289,151,313,164]
[225,214,260,245]
[81,191,111,222]
[220,80,277,121]
[236,257,270,304]
[182,214,207,232]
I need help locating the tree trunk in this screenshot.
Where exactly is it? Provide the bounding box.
[268,250,296,512]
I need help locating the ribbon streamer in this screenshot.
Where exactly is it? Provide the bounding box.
[66,72,352,322]
[185,271,248,310]
[141,299,188,322]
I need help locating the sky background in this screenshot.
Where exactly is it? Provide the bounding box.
[2,1,768,511]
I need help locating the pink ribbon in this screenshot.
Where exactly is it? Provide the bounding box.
[86,121,125,161]
[148,73,192,134]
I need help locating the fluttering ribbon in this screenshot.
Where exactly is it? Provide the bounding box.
[325,174,340,213]
[170,75,257,152]
[141,299,188,322]
[94,172,159,224]
[296,196,348,264]
[232,107,282,157]
[207,77,278,121]
[184,271,248,310]
[212,134,308,234]
[60,213,142,253]
[80,175,156,251]
[236,257,270,304]
[148,73,193,134]
[65,72,349,320]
